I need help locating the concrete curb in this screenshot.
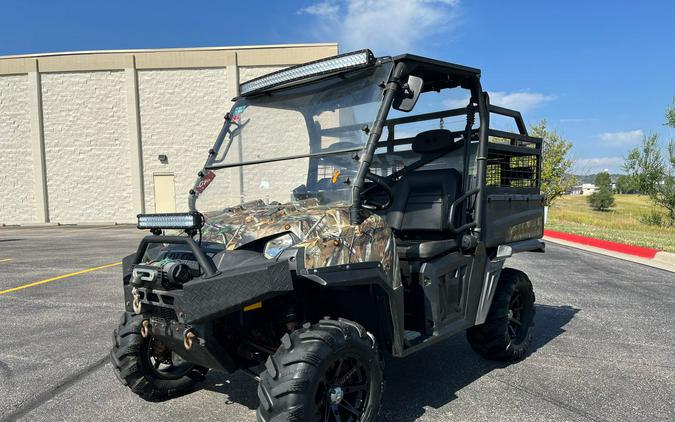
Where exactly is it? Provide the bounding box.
[1,222,132,228]
[543,235,675,274]
[2,222,60,227]
[544,229,660,258]
[654,251,675,268]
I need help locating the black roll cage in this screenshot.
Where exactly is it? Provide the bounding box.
[190,52,540,244]
[347,56,537,244]
[345,64,483,228]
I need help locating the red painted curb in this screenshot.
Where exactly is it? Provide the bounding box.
[544,230,659,259]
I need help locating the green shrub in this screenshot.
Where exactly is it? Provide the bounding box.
[588,189,615,211]
[640,210,670,227]
[588,172,615,211]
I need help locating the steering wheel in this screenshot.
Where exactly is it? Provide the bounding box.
[361,172,394,210]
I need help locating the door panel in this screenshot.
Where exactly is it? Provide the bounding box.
[153,174,176,213]
[420,253,472,335]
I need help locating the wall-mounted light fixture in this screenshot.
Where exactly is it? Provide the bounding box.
[158,154,168,164]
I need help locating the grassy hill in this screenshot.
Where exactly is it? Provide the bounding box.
[546,194,675,252]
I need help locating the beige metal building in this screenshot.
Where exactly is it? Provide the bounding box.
[0,43,338,225]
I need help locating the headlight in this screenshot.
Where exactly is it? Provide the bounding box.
[263,234,295,259]
[239,49,374,96]
[137,212,203,231]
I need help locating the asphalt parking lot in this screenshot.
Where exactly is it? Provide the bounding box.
[0,226,673,422]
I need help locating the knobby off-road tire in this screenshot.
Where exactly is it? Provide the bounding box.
[257,318,384,422]
[467,268,536,361]
[110,312,207,401]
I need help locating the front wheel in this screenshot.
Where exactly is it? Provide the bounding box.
[257,318,384,422]
[467,268,536,361]
[110,312,208,401]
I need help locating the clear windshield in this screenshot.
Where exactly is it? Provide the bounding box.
[194,62,393,214]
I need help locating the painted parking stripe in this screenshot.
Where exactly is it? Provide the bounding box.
[0,258,12,264]
[0,262,121,296]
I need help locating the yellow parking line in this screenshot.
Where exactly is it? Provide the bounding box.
[0,262,122,296]
[0,258,12,264]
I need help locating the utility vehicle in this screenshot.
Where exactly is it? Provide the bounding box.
[111,50,545,421]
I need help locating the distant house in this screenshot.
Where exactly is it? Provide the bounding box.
[570,184,598,195]
[582,184,598,195]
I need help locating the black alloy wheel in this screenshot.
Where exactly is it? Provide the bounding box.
[315,354,371,421]
[257,318,383,422]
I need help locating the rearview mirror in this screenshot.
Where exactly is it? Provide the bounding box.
[393,75,423,112]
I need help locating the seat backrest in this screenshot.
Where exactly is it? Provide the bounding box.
[384,168,462,235]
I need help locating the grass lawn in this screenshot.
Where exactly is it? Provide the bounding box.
[546,194,675,253]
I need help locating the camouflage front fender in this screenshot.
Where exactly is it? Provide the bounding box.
[201,201,399,287]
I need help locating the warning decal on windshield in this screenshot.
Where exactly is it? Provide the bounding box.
[231,104,248,122]
[195,170,216,194]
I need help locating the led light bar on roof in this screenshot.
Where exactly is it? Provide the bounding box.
[239,49,374,96]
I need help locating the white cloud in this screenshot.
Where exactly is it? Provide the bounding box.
[420,0,458,4]
[559,117,599,123]
[298,1,340,16]
[597,129,643,146]
[443,91,554,113]
[442,96,471,109]
[574,157,625,174]
[488,91,555,113]
[298,0,461,54]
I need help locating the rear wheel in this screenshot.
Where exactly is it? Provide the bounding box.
[110,312,207,401]
[257,318,383,422]
[467,268,535,361]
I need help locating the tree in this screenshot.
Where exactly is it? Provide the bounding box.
[615,174,640,194]
[530,120,575,206]
[588,171,615,211]
[624,134,675,222]
[666,97,675,128]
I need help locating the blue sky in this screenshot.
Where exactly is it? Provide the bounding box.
[2,0,673,173]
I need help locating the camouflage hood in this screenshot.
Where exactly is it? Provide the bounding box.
[201,199,398,281]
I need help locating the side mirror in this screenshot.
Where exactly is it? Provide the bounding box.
[393,75,423,112]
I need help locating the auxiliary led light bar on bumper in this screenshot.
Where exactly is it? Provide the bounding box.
[239,49,375,96]
[137,212,204,231]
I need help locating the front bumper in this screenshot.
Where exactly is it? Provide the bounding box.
[123,258,293,323]
[121,237,294,372]
[145,314,235,372]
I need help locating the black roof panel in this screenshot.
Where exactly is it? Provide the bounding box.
[392,54,480,75]
[238,50,481,97]
[391,53,480,92]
